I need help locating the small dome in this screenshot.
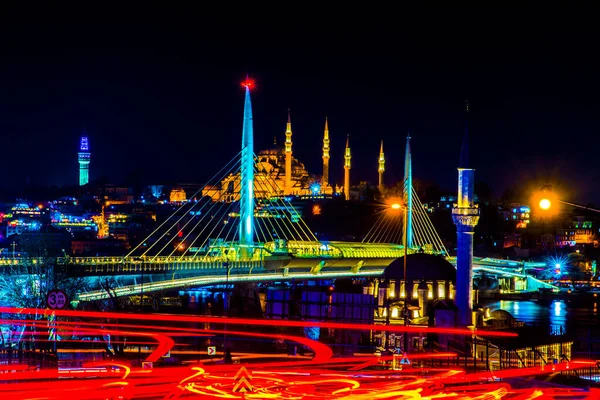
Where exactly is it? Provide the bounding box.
[383,253,456,282]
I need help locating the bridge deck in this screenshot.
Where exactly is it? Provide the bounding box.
[0,241,556,301]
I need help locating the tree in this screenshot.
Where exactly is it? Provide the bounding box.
[0,232,90,348]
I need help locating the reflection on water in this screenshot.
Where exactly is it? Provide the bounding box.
[481,300,598,333]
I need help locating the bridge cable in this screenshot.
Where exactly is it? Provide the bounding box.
[251,160,317,241]
[128,151,241,257]
[185,177,245,261]
[144,156,242,259]
[254,159,318,242]
[251,168,300,241]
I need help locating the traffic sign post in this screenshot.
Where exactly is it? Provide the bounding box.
[399,352,411,365]
[46,289,68,310]
[46,289,68,353]
[232,366,252,393]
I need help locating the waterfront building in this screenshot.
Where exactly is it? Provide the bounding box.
[368,253,456,351]
[370,253,456,320]
[555,216,597,249]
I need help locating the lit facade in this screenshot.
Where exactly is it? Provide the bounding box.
[78,136,91,186]
[556,218,597,248]
[499,204,531,229]
[203,112,333,202]
[169,188,187,203]
[4,204,46,237]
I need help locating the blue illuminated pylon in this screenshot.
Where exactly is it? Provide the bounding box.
[239,80,255,248]
[403,134,413,248]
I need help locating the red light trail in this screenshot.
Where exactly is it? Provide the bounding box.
[0,307,596,399]
[0,307,519,337]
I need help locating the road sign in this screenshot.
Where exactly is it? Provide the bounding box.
[142,361,153,369]
[46,289,68,310]
[207,346,216,356]
[232,366,252,393]
[399,352,411,365]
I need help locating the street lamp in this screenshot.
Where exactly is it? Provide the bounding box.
[534,186,600,214]
[388,200,409,352]
[402,202,409,353]
[539,198,552,210]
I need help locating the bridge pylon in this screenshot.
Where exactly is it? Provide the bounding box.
[239,78,255,256]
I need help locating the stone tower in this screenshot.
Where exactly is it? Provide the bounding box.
[284,109,293,195]
[78,135,90,186]
[452,101,480,326]
[322,117,330,187]
[344,135,351,200]
[378,140,385,191]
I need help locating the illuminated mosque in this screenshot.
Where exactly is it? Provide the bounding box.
[203,111,348,202]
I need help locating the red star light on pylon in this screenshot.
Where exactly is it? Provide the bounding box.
[241,77,255,90]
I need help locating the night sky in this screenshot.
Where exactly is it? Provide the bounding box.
[1,17,599,204]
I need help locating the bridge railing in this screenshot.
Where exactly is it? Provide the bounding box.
[0,258,46,267]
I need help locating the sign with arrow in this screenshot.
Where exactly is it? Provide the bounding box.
[207,346,216,356]
[232,366,252,393]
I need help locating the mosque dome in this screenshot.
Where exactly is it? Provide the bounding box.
[383,253,456,282]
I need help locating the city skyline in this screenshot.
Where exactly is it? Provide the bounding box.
[0,14,599,396]
[0,21,598,205]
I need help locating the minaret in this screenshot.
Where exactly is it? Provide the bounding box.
[239,78,255,248]
[403,134,413,248]
[452,101,480,326]
[322,117,330,187]
[284,109,293,195]
[378,140,385,191]
[344,135,351,200]
[78,135,91,186]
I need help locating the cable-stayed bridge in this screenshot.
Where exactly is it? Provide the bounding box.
[2,81,555,300]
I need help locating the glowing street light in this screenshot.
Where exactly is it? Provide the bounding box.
[532,185,559,216]
[539,198,552,210]
[391,203,402,210]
